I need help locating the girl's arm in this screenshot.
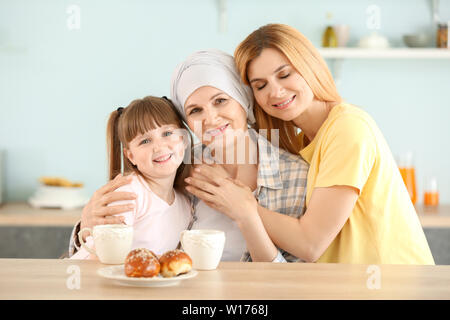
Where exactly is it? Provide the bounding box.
[257,185,359,262]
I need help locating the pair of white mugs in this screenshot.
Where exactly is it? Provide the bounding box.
[78,224,225,270]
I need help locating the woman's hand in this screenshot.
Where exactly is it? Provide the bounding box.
[190,164,231,184]
[186,164,279,262]
[185,165,258,227]
[80,174,136,233]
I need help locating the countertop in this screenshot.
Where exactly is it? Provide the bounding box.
[0,259,449,299]
[0,203,81,226]
[0,202,449,228]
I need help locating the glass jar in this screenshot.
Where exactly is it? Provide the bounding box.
[424,177,439,207]
[398,152,417,205]
[437,23,448,48]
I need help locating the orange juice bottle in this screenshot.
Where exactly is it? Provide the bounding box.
[398,152,417,205]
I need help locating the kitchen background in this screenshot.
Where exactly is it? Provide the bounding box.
[0,0,449,261]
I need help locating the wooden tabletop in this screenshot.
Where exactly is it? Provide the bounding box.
[0,259,449,300]
[0,203,449,228]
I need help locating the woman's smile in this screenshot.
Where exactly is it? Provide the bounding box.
[206,123,230,137]
[272,95,296,110]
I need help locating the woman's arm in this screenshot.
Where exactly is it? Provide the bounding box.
[236,205,279,262]
[258,185,359,262]
[81,174,136,230]
[71,174,136,251]
[185,171,278,262]
[185,165,359,262]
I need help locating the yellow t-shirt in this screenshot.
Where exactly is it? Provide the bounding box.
[299,103,434,264]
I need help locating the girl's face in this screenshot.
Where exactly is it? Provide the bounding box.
[124,124,185,180]
[247,47,315,121]
[183,86,248,147]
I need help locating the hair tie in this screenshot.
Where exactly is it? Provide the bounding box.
[162,96,169,101]
[117,107,124,115]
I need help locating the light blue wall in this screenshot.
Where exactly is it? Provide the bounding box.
[1,0,450,203]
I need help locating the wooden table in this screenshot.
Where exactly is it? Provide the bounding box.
[1,259,449,300]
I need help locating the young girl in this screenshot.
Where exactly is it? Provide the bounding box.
[70,96,192,259]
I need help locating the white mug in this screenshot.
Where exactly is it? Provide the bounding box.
[78,224,133,264]
[181,229,225,270]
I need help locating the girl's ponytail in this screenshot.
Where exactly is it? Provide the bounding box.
[106,108,123,181]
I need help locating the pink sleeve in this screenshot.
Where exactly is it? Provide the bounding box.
[69,236,97,260]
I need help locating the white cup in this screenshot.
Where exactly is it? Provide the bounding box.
[78,224,133,264]
[181,229,225,270]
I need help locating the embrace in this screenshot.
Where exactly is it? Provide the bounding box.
[68,23,434,265]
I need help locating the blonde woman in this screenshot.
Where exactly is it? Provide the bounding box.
[186,24,434,264]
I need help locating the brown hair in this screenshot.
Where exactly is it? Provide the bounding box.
[234,23,342,154]
[106,96,192,193]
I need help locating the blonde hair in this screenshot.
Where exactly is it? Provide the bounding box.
[106,96,191,193]
[234,23,342,154]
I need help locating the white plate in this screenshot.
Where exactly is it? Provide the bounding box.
[97,265,198,287]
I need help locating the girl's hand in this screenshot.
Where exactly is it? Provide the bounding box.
[80,174,136,233]
[185,165,258,226]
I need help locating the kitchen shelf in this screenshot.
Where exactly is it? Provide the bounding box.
[319,48,450,59]
[319,48,450,84]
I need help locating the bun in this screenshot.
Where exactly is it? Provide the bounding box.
[159,249,192,278]
[39,176,83,187]
[124,248,160,278]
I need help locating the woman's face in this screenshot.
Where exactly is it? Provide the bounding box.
[247,47,315,122]
[184,86,248,147]
[124,124,185,179]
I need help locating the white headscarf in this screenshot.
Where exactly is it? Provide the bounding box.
[170,49,255,124]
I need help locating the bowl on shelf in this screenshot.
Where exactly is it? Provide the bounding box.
[358,32,390,49]
[403,33,431,48]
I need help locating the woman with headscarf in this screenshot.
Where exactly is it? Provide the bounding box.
[67,49,309,262]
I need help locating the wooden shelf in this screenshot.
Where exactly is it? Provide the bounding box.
[318,48,450,85]
[319,48,450,59]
